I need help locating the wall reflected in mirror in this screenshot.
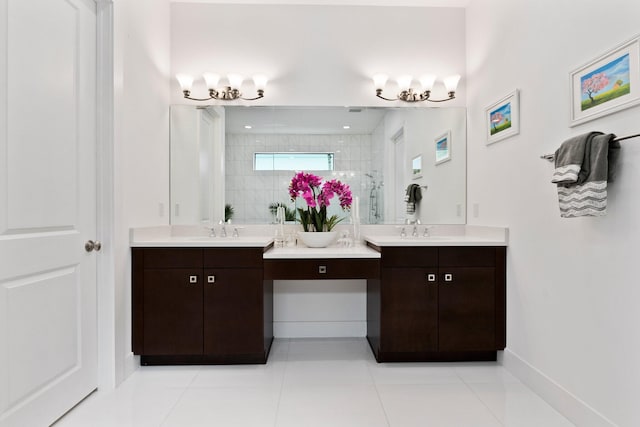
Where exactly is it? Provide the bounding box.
[170,105,466,225]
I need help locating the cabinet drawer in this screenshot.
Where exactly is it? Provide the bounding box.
[142,248,202,269]
[381,247,438,268]
[204,248,264,268]
[264,258,380,280]
[439,247,496,267]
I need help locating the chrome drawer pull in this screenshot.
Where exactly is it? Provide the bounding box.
[189,275,198,284]
[319,265,327,274]
[426,273,436,282]
[207,275,215,283]
[444,273,453,282]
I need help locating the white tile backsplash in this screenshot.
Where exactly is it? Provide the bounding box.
[226,133,384,224]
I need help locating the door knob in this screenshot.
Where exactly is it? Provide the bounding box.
[85,240,102,252]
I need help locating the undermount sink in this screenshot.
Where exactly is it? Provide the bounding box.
[170,235,235,241]
[372,235,455,241]
[362,235,462,247]
[168,236,272,243]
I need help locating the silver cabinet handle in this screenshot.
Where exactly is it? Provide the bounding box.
[189,275,198,284]
[85,240,102,252]
[207,275,215,283]
[426,273,436,283]
[444,273,453,282]
[318,265,327,274]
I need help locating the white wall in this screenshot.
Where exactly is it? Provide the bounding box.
[381,108,466,224]
[466,1,640,425]
[170,3,466,107]
[113,0,170,384]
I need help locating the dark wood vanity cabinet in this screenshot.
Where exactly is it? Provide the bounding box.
[367,246,506,362]
[132,247,273,364]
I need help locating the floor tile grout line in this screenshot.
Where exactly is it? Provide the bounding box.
[272,338,291,427]
[159,366,203,427]
[457,372,505,426]
[366,358,392,427]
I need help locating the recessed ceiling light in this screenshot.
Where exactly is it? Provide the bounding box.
[244,125,252,129]
[343,125,350,129]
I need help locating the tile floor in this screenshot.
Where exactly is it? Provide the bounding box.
[55,338,574,427]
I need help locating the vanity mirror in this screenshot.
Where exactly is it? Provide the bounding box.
[170,105,466,225]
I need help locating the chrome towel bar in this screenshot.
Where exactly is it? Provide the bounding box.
[540,133,639,161]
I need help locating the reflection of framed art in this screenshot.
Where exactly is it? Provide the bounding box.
[412,155,422,179]
[435,131,451,165]
[486,90,520,145]
[570,34,640,126]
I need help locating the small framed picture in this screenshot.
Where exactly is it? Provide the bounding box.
[435,131,451,165]
[411,155,422,179]
[570,34,640,126]
[486,90,520,145]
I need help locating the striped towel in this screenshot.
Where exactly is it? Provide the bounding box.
[551,132,619,218]
[404,184,422,214]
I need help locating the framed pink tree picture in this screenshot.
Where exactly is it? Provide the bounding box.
[485,90,520,145]
[570,34,640,126]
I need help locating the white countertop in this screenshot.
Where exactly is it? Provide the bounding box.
[129,225,508,249]
[364,235,507,247]
[363,225,508,247]
[263,244,381,259]
[130,235,274,248]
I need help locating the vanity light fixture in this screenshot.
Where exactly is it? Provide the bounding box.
[372,74,461,103]
[176,73,268,101]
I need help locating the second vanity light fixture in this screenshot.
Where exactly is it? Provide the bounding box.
[373,74,461,103]
[176,73,268,101]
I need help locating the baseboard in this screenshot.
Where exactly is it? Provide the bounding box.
[122,352,138,383]
[501,349,617,427]
[273,321,366,338]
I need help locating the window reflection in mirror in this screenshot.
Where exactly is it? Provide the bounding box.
[170,105,466,225]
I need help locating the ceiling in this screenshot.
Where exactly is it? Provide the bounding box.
[169,0,470,7]
[224,106,388,134]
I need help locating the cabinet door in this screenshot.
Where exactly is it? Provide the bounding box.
[143,269,203,355]
[438,267,495,351]
[204,269,264,355]
[381,268,438,353]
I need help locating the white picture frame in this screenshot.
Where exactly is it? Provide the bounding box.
[435,130,451,165]
[570,34,640,127]
[486,89,520,145]
[411,155,422,179]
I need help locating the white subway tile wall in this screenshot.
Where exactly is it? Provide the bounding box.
[225,133,385,224]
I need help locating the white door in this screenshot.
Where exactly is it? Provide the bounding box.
[0,0,98,426]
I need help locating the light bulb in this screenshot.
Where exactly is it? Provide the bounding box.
[443,75,461,92]
[176,74,194,92]
[372,74,388,90]
[203,73,220,90]
[227,74,244,89]
[419,74,436,92]
[397,75,413,92]
[252,74,268,91]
